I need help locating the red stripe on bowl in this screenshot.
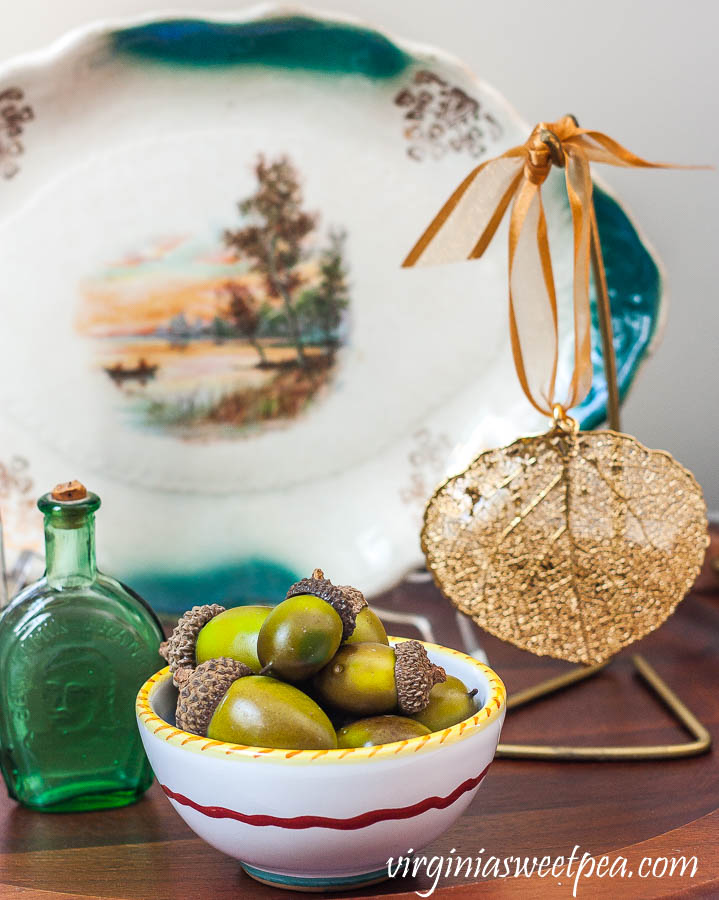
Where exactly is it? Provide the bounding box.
[160,763,490,831]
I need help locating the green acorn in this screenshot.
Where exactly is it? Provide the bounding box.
[285,568,367,640]
[345,606,389,645]
[257,592,344,682]
[195,605,273,673]
[411,675,479,731]
[337,715,430,748]
[314,640,446,716]
[175,657,336,750]
[258,568,374,681]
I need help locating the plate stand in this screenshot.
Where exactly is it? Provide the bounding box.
[496,653,711,761]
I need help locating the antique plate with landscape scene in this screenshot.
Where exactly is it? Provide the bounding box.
[0,7,664,612]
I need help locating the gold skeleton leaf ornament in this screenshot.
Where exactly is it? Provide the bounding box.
[421,422,707,664]
[405,116,708,665]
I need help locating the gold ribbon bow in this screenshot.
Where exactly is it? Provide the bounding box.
[403,115,681,418]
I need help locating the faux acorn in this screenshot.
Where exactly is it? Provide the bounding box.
[313,640,446,716]
[160,603,274,684]
[257,594,343,682]
[257,568,366,681]
[209,675,337,750]
[337,715,430,748]
[411,675,479,732]
[285,568,367,640]
[175,657,336,750]
[346,606,389,645]
[195,605,272,672]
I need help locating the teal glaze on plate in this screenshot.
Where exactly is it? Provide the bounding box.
[128,558,300,614]
[577,187,662,430]
[111,17,411,78]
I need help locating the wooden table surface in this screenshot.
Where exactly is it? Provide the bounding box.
[1,531,718,899]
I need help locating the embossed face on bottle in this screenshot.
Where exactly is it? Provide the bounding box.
[40,647,114,735]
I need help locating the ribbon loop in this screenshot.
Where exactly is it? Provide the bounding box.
[403,116,688,418]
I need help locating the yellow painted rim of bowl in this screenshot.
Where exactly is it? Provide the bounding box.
[136,637,506,763]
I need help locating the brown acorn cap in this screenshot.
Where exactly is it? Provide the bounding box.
[159,603,225,687]
[285,568,366,640]
[175,657,251,736]
[394,640,447,715]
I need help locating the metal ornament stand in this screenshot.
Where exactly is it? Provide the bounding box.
[494,223,712,762]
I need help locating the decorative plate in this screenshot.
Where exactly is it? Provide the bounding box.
[0,7,663,612]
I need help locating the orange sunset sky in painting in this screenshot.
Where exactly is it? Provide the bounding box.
[76,234,319,338]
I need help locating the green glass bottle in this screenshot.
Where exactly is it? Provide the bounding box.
[0,481,163,811]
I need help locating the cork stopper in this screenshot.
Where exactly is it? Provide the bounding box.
[52,480,87,501]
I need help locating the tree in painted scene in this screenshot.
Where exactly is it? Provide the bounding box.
[301,228,349,359]
[224,156,317,369]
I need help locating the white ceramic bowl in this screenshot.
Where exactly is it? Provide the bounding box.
[136,638,506,891]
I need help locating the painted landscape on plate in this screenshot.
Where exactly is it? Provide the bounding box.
[76,156,350,439]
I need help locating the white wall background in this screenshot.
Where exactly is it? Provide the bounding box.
[2,0,717,509]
